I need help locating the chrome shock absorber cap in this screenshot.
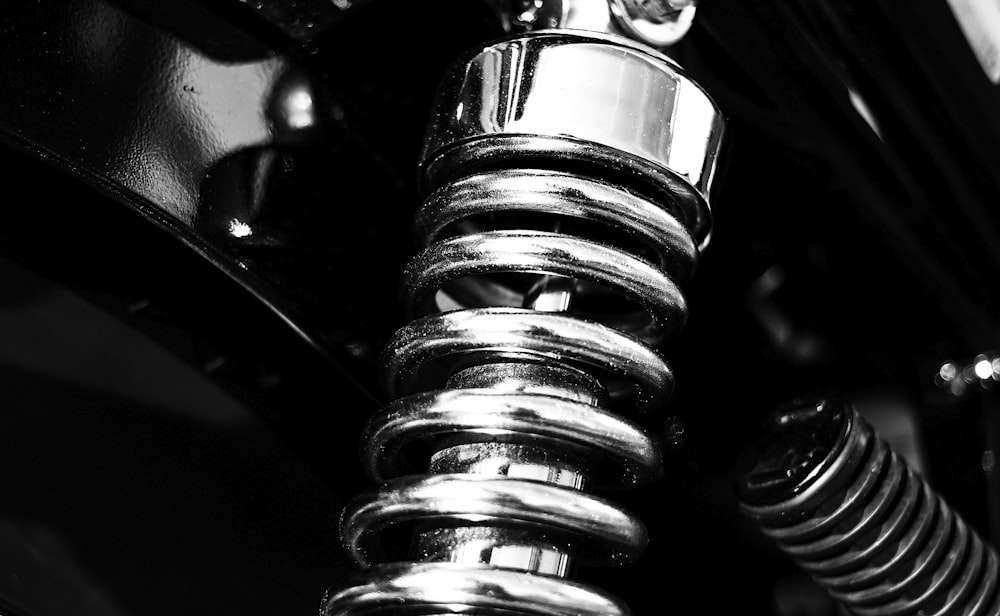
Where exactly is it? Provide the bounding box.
[419,30,725,248]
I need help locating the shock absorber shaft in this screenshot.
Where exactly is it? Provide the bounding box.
[416,266,587,576]
[324,27,723,616]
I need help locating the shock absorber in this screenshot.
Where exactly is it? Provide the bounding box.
[323,4,724,614]
[739,396,1000,616]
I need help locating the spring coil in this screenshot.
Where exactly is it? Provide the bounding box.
[740,397,1000,616]
[321,164,701,616]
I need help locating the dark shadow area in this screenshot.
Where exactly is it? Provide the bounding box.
[0,261,344,616]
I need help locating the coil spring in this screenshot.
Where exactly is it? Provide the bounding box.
[740,397,1000,616]
[321,164,702,616]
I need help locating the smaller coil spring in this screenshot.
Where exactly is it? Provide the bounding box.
[740,397,1000,616]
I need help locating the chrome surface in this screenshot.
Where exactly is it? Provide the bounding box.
[322,562,630,616]
[380,308,673,409]
[486,0,697,47]
[740,398,1000,616]
[421,32,724,247]
[415,169,697,280]
[413,527,574,577]
[429,442,589,488]
[341,474,647,567]
[361,388,659,484]
[609,0,697,48]
[446,362,609,406]
[326,29,721,616]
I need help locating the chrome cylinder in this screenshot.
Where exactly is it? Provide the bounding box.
[739,397,1000,616]
[324,30,723,616]
[421,31,724,248]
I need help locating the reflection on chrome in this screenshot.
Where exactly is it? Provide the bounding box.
[488,0,698,47]
[422,32,723,248]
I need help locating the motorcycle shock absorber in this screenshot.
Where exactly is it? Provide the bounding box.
[739,396,1000,616]
[323,5,724,615]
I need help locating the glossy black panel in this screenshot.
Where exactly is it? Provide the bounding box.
[0,1,387,379]
[0,134,384,616]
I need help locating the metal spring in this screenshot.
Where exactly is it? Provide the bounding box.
[740,398,1000,616]
[322,165,701,616]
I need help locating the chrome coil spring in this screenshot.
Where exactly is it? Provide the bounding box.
[740,397,1000,616]
[322,27,723,615]
[322,164,702,616]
